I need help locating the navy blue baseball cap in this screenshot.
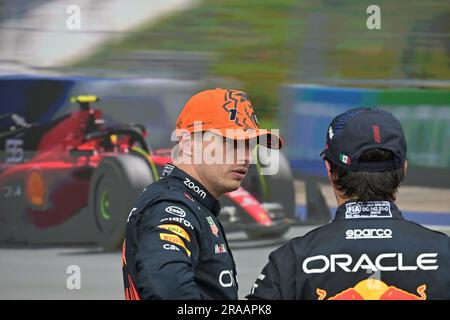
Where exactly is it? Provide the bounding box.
[320,108,407,172]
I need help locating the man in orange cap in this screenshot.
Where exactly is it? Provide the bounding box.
[122,88,282,299]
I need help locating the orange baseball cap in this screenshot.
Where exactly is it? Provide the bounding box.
[175,88,283,149]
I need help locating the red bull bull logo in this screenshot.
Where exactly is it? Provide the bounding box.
[317,279,427,300]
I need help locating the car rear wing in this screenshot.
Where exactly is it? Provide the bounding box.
[70,95,99,110]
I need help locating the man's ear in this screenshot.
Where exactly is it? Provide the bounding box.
[403,160,408,176]
[325,160,331,176]
[324,160,335,186]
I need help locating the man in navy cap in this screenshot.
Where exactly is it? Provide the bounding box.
[247,108,450,300]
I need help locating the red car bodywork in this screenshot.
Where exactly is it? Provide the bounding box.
[1,103,283,244]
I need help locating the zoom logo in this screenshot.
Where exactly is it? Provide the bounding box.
[345,228,392,240]
[184,178,206,199]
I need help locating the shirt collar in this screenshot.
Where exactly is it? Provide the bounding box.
[161,164,221,216]
[333,199,404,221]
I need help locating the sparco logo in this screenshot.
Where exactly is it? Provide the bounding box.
[302,253,438,274]
[184,178,206,199]
[346,228,392,240]
[165,206,186,217]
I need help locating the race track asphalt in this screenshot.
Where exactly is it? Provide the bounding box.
[1,224,448,300]
[0,225,317,300]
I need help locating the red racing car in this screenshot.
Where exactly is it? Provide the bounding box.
[0,95,295,250]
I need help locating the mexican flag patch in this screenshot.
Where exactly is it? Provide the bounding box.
[340,153,351,165]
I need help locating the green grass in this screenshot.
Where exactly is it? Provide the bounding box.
[73,0,450,125]
[74,0,298,126]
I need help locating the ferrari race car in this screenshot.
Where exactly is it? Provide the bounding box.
[0,95,295,250]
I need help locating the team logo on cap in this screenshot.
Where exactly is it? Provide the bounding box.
[222,90,259,129]
[328,126,334,140]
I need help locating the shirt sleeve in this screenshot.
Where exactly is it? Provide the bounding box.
[246,242,297,300]
[133,201,203,299]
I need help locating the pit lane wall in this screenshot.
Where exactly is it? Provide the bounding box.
[280,84,450,188]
